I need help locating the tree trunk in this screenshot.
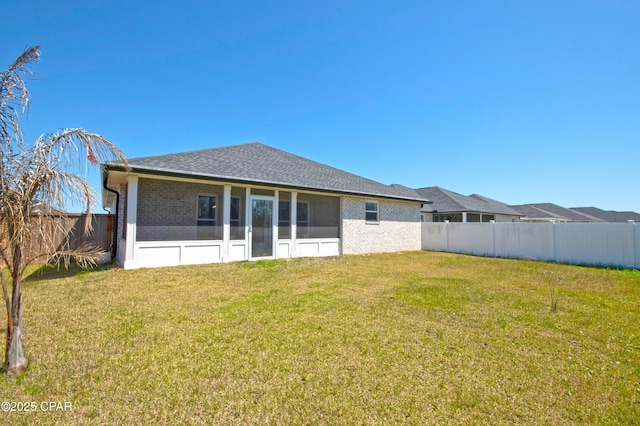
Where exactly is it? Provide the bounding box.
[5,273,28,376]
[5,306,28,375]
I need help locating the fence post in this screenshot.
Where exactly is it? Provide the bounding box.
[637,222,639,270]
[631,220,638,269]
[552,221,557,263]
[491,220,496,258]
[445,220,450,252]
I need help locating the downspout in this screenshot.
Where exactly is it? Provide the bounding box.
[102,171,119,260]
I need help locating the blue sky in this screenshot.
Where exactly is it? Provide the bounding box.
[3,0,639,212]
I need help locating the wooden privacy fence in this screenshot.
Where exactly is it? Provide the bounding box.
[1,213,114,265]
[422,221,640,269]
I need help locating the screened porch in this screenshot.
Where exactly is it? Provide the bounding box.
[120,177,341,268]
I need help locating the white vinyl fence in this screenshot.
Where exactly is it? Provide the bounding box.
[422,221,640,269]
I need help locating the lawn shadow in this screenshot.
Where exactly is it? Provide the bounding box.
[23,261,117,282]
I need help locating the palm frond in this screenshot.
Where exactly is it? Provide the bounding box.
[27,129,129,233]
[0,46,40,147]
[47,243,106,270]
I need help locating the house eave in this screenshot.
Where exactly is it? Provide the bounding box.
[104,164,429,204]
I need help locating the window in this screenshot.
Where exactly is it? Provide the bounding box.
[365,201,379,223]
[197,195,217,226]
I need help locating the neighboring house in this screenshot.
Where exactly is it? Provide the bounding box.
[415,186,521,223]
[570,207,640,223]
[509,203,603,222]
[31,201,65,214]
[102,142,429,269]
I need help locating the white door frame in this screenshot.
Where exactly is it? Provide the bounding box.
[248,195,277,260]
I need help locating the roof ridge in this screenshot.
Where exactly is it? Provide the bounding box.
[124,141,264,162]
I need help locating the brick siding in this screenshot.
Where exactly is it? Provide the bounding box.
[341,196,422,254]
[136,178,225,241]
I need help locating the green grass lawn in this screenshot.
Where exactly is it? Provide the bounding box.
[1,251,639,424]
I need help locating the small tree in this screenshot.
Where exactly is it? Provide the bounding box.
[1,46,128,375]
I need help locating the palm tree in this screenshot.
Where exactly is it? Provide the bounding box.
[1,46,128,375]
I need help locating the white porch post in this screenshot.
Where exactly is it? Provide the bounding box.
[462,212,467,223]
[124,176,138,268]
[274,190,279,258]
[291,191,298,257]
[222,185,231,262]
[245,187,251,260]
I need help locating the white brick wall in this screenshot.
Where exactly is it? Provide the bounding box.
[341,196,422,254]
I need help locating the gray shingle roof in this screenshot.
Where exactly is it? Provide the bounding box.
[508,204,559,220]
[509,203,603,222]
[107,142,428,202]
[414,187,521,216]
[570,207,640,222]
[468,194,523,216]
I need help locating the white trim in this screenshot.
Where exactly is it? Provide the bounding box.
[274,190,280,257]
[122,237,342,269]
[245,187,251,248]
[295,238,340,258]
[125,240,224,269]
[291,192,298,255]
[222,185,231,261]
[124,176,138,267]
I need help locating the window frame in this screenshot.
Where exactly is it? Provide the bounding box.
[365,201,379,223]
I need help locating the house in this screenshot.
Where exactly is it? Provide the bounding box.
[415,186,521,223]
[570,207,640,223]
[101,142,429,269]
[509,203,603,222]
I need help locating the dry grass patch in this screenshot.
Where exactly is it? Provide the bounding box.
[1,252,639,424]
